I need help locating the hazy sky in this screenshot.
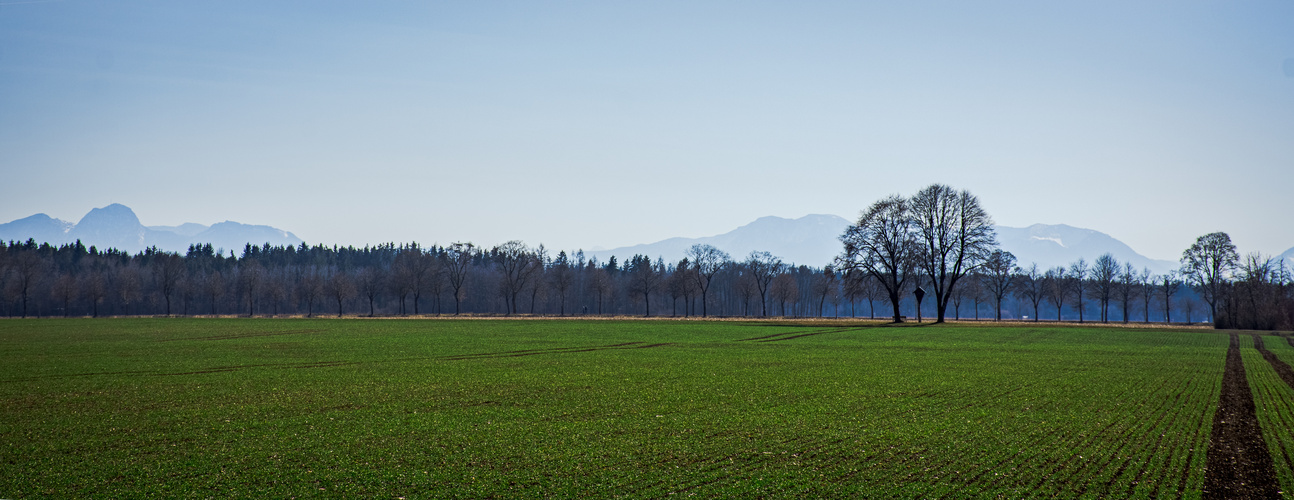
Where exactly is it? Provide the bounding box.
[2,1,1292,260]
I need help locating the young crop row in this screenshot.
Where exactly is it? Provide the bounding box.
[853,327,1223,498]
[1243,333,1294,495]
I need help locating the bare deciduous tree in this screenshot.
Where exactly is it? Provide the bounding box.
[1160,271,1182,323]
[837,195,916,323]
[82,270,107,318]
[746,251,783,317]
[237,260,263,317]
[264,270,288,316]
[910,184,997,323]
[586,266,612,315]
[1138,268,1154,323]
[1090,254,1119,323]
[1115,262,1137,323]
[153,254,185,317]
[549,251,574,316]
[1043,267,1069,321]
[326,270,355,317]
[1180,232,1239,324]
[1069,259,1088,323]
[51,272,76,317]
[356,267,386,317]
[626,255,662,317]
[687,244,729,317]
[445,243,474,315]
[116,265,142,316]
[980,250,1016,321]
[298,268,323,318]
[1013,263,1044,322]
[771,272,798,317]
[10,252,43,318]
[813,266,837,317]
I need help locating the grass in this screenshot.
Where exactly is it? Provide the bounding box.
[0,318,1234,497]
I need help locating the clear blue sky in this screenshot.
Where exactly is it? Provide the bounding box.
[2,1,1292,260]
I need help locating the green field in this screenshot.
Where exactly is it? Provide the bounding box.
[0,318,1261,497]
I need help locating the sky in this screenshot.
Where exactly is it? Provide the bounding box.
[1,1,1292,261]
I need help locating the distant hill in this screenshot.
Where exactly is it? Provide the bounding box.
[994,224,1178,275]
[0,204,302,255]
[586,214,852,266]
[0,213,74,247]
[588,215,1184,274]
[1280,246,1294,270]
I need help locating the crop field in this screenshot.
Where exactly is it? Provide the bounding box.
[1242,332,1294,495]
[0,317,1283,498]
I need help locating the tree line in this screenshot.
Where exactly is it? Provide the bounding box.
[834,184,1292,329]
[0,238,848,319]
[2,185,1289,328]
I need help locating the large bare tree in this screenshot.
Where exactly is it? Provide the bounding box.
[909,184,996,323]
[1180,232,1239,324]
[838,196,917,322]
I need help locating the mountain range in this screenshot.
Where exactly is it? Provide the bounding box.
[3,205,1288,274]
[0,204,302,255]
[588,214,1235,276]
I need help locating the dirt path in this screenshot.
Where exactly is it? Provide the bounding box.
[1203,333,1280,499]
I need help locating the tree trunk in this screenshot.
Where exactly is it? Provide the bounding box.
[888,290,903,323]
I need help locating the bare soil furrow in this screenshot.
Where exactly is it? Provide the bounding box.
[1202,333,1279,499]
[1252,334,1294,390]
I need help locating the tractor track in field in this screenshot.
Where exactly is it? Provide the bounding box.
[735,327,865,342]
[1251,334,1294,390]
[1249,333,1294,485]
[1202,332,1280,499]
[0,360,356,382]
[438,341,673,360]
[155,328,329,341]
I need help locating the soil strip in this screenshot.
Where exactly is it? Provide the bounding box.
[1202,333,1280,499]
